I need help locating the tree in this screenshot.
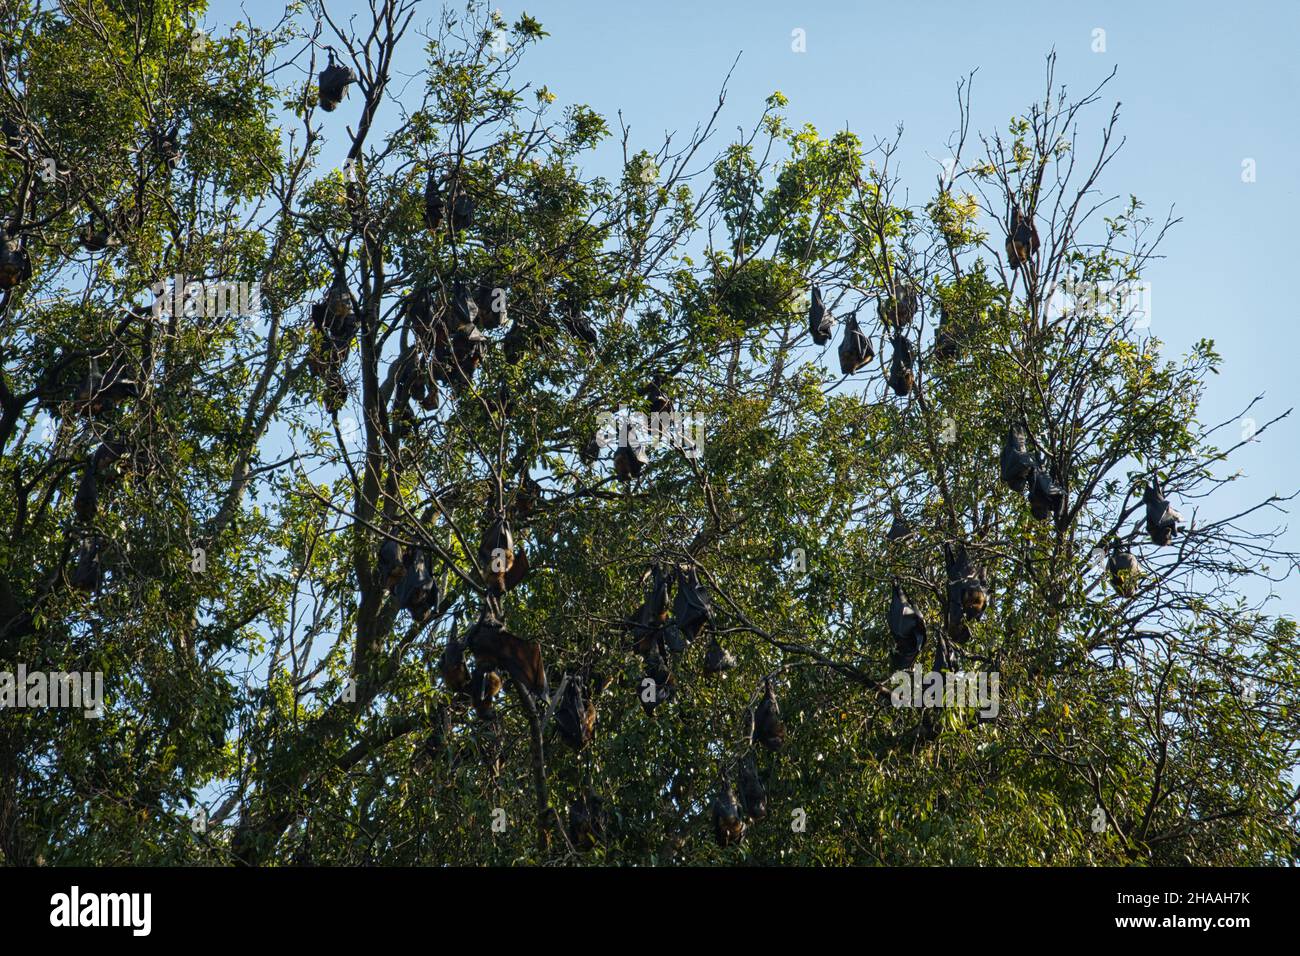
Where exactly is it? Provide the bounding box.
[1,1,1295,866]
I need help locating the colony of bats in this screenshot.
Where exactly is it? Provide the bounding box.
[0,66,1189,858]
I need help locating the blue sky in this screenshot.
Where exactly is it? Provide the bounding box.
[205,0,1300,604]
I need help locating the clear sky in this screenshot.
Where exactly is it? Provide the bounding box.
[206,0,1300,608]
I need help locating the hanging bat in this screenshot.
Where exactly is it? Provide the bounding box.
[73,466,98,524]
[422,172,442,231]
[439,624,473,695]
[466,613,548,698]
[808,285,833,345]
[737,752,768,822]
[999,424,1035,493]
[405,364,439,413]
[560,303,599,347]
[377,537,403,590]
[1,117,20,147]
[943,542,988,643]
[752,679,786,751]
[579,435,601,467]
[478,516,515,595]
[886,497,912,542]
[1028,462,1065,522]
[79,218,113,252]
[613,439,649,482]
[502,541,529,592]
[877,277,918,327]
[395,549,438,624]
[70,537,102,593]
[630,565,671,654]
[934,307,960,363]
[450,281,479,332]
[838,310,874,375]
[451,191,475,232]
[672,565,712,642]
[515,475,542,519]
[703,637,736,676]
[475,282,508,329]
[1143,477,1183,546]
[888,581,926,670]
[0,231,32,289]
[1005,206,1040,270]
[512,475,542,520]
[646,378,674,415]
[639,649,674,715]
[449,325,486,384]
[96,355,140,410]
[887,334,915,397]
[555,675,597,751]
[662,623,687,654]
[469,666,502,719]
[712,781,746,847]
[568,793,608,850]
[317,54,357,112]
[73,357,103,411]
[406,285,438,347]
[1107,543,1141,597]
[92,440,126,483]
[152,127,183,169]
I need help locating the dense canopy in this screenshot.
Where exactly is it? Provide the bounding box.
[0,0,1296,866]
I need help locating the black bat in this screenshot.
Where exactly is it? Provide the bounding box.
[450,281,479,331]
[70,537,102,593]
[712,781,746,847]
[888,581,926,670]
[737,752,768,822]
[422,172,442,231]
[1143,477,1183,546]
[554,675,596,751]
[152,127,183,169]
[475,282,508,329]
[317,53,357,112]
[395,549,438,624]
[451,191,475,232]
[377,537,403,590]
[448,325,486,385]
[837,310,874,375]
[438,620,472,695]
[1107,543,1141,597]
[703,637,736,675]
[887,334,915,397]
[568,793,608,850]
[613,439,649,482]
[886,498,912,542]
[999,424,1035,493]
[639,649,674,715]
[630,565,670,654]
[561,306,599,347]
[672,565,712,641]
[1028,463,1065,522]
[73,465,98,524]
[752,679,786,751]
[933,307,960,362]
[877,277,918,327]
[646,378,673,415]
[478,516,515,595]
[943,542,988,643]
[465,612,548,699]
[1005,206,1040,270]
[0,230,31,290]
[808,285,834,345]
[469,666,502,719]
[79,217,113,252]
